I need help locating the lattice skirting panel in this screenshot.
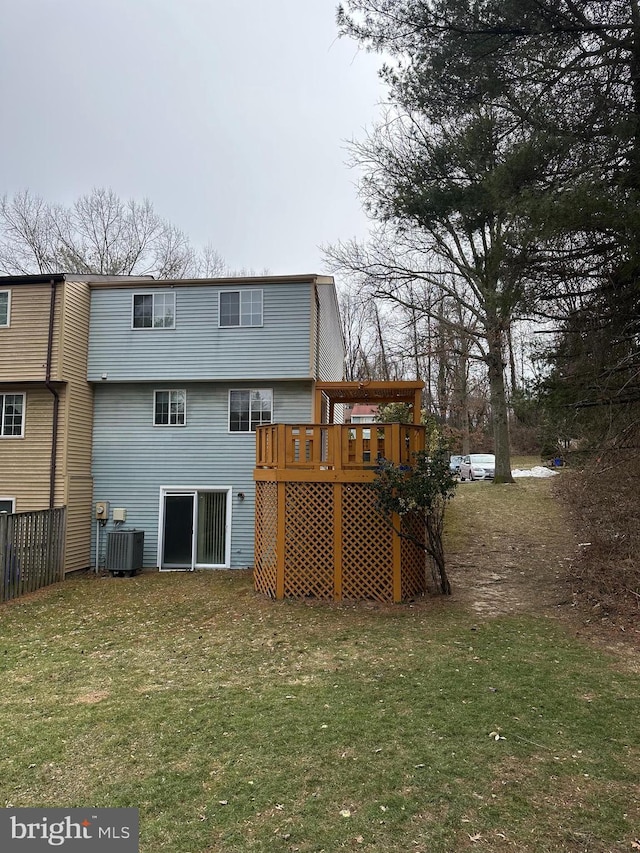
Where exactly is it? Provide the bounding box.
[284,482,335,599]
[400,513,429,600]
[254,480,429,603]
[254,481,278,598]
[341,484,394,601]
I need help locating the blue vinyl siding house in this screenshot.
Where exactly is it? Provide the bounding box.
[88,275,344,571]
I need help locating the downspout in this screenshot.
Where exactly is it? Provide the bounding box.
[45,278,60,509]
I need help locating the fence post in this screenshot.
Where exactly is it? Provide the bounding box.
[0,514,7,603]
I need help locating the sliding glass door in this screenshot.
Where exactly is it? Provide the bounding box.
[160,488,231,570]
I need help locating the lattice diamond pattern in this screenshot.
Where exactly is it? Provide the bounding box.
[284,482,334,599]
[255,478,429,603]
[400,513,428,599]
[254,481,278,598]
[341,485,394,602]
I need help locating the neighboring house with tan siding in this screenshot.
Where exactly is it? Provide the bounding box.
[0,273,151,572]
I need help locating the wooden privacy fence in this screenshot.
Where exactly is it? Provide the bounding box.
[1,508,66,603]
[254,423,429,603]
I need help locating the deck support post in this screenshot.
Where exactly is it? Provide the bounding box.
[392,511,403,603]
[276,481,286,600]
[333,483,343,601]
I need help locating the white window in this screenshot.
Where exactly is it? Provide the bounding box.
[0,393,24,437]
[219,290,263,327]
[133,292,175,328]
[0,497,15,513]
[154,390,186,426]
[229,389,272,432]
[0,290,10,327]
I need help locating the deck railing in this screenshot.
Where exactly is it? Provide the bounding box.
[256,423,426,472]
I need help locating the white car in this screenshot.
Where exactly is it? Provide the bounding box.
[449,454,464,475]
[459,453,495,481]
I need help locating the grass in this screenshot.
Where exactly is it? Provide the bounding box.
[445,473,570,558]
[0,484,639,852]
[509,454,543,469]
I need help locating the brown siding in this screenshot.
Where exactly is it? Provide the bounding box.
[0,388,53,510]
[0,279,93,570]
[59,280,93,570]
[64,475,93,572]
[53,384,67,507]
[60,281,93,473]
[0,284,63,382]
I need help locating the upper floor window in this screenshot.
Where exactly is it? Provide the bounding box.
[133,292,175,329]
[0,393,24,437]
[219,290,263,327]
[0,291,10,327]
[154,390,186,426]
[229,389,272,432]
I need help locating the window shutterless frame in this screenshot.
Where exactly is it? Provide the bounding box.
[228,388,273,432]
[131,292,176,329]
[0,497,15,513]
[218,289,263,327]
[0,392,25,437]
[153,389,187,426]
[0,290,10,327]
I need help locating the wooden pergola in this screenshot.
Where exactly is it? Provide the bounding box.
[314,380,424,425]
[253,380,430,603]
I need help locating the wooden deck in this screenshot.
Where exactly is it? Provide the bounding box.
[253,422,429,603]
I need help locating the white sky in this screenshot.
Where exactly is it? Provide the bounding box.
[0,0,387,276]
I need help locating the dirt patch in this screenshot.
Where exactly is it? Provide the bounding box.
[444,475,640,659]
[72,690,110,704]
[446,477,577,618]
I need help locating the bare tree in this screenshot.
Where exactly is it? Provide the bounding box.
[326,218,515,477]
[0,191,56,274]
[337,261,486,452]
[339,287,376,381]
[0,188,225,279]
[195,243,227,278]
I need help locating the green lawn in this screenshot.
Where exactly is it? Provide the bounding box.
[0,502,638,851]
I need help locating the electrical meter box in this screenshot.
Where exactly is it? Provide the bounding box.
[95,501,110,520]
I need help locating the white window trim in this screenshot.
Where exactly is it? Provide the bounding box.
[218,289,263,328]
[228,388,273,433]
[157,486,232,570]
[0,290,10,327]
[0,497,15,513]
[0,391,25,438]
[153,389,187,427]
[131,292,176,330]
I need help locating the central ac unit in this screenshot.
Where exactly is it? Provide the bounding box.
[106,529,144,577]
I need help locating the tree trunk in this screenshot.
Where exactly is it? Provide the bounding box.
[486,327,514,483]
[506,323,519,396]
[373,304,390,380]
[461,391,471,455]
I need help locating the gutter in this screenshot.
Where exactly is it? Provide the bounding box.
[45,277,61,509]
